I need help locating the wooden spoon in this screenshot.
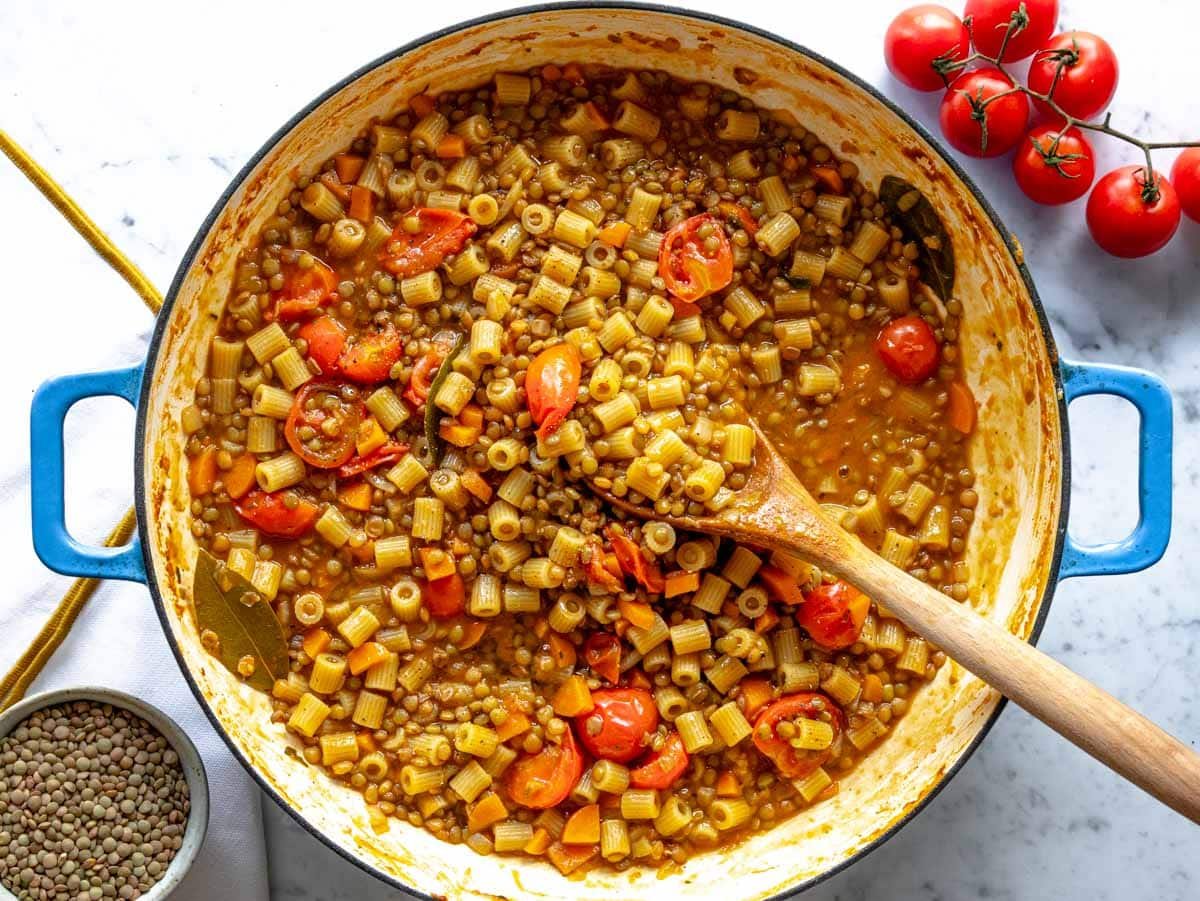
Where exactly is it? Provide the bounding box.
[594,419,1200,823]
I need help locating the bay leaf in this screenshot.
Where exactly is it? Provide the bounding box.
[879,175,955,302]
[423,331,466,467]
[192,549,289,692]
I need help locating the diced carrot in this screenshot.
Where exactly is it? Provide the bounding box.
[338,481,374,512]
[533,617,551,639]
[612,619,630,638]
[721,601,741,619]
[582,101,610,130]
[626,669,652,692]
[349,185,374,222]
[947,381,976,435]
[670,297,703,318]
[548,633,577,669]
[356,417,387,457]
[348,642,389,675]
[187,447,218,497]
[223,453,258,500]
[552,674,594,717]
[436,134,467,159]
[334,154,366,184]
[598,791,622,810]
[739,677,773,718]
[409,94,437,117]
[562,804,600,844]
[811,165,845,194]
[418,547,458,581]
[319,171,352,203]
[862,673,885,704]
[754,608,781,633]
[541,63,563,82]
[496,710,531,743]
[715,771,741,797]
[439,422,482,447]
[460,469,493,502]
[459,404,485,429]
[356,732,377,754]
[597,221,631,247]
[664,570,700,597]
[617,599,656,631]
[350,540,375,563]
[302,627,331,659]
[547,841,597,876]
[758,565,807,606]
[524,827,552,855]
[449,537,472,557]
[561,63,585,85]
[467,793,507,832]
[458,620,488,650]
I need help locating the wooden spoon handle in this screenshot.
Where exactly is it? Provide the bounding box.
[819,540,1200,823]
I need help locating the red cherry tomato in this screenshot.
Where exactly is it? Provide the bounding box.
[1012,125,1095,205]
[884,5,971,92]
[607,527,665,593]
[424,573,466,619]
[575,688,659,763]
[337,324,404,385]
[525,343,582,441]
[752,693,844,779]
[875,315,939,383]
[629,732,690,789]
[1171,148,1200,223]
[798,580,870,650]
[380,208,477,277]
[658,214,734,302]
[336,442,409,479]
[1026,32,1118,121]
[234,489,319,538]
[1086,166,1181,258]
[964,0,1058,61]
[297,316,347,375]
[273,259,338,321]
[583,633,622,684]
[939,67,1029,157]
[504,727,583,809]
[284,382,363,469]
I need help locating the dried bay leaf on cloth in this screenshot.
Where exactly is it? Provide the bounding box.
[879,175,955,301]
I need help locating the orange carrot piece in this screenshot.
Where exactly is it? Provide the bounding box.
[754,608,781,633]
[861,673,885,704]
[349,185,374,222]
[458,620,488,650]
[496,710,532,743]
[548,633,577,669]
[552,675,594,717]
[356,732,377,754]
[223,453,258,500]
[338,482,373,512]
[810,165,845,194]
[524,827,552,855]
[561,63,585,85]
[758,565,807,606]
[597,221,631,247]
[302,627,331,659]
[319,171,352,203]
[663,570,700,598]
[419,547,457,581]
[947,381,976,435]
[582,101,610,130]
[547,841,597,876]
[187,447,218,497]
[334,154,366,183]
[739,677,773,718]
[562,804,600,844]
[436,134,467,159]
[626,669,652,692]
[533,617,551,639]
[460,469,493,502]
[459,404,485,429]
[467,793,507,832]
[439,422,482,447]
[715,771,741,797]
[617,599,656,631]
[348,642,389,675]
[409,94,437,117]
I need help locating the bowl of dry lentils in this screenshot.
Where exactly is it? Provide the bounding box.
[0,689,209,901]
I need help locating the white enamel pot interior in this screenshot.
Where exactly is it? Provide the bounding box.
[135,5,1067,899]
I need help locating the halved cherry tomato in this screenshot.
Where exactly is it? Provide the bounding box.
[608,528,665,594]
[575,688,659,763]
[273,259,338,321]
[658,214,733,303]
[875,315,939,383]
[234,489,319,538]
[583,633,622,685]
[284,382,363,469]
[752,692,844,779]
[297,316,347,375]
[798,580,870,649]
[337,324,404,385]
[380,208,477,277]
[336,442,409,479]
[505,727,584,809]
[716,201,759,235]
[424,573,466,619]
[402,331,460,408]
[525,343,581,440]
[629,731,689,789]
[584,542,623,593]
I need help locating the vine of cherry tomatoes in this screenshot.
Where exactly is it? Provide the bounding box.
[884,1,1200,258]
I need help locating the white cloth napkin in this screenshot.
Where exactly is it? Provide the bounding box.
[0,175,271,901]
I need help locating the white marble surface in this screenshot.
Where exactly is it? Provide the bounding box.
[4,0,1198,898]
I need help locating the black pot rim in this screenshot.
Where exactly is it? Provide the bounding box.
[134,4,1070,898]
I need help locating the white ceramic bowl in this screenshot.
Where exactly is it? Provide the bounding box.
[0,688,209,901]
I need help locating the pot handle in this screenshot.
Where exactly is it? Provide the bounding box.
[1058,359,1172,579]
[30,365,147,583]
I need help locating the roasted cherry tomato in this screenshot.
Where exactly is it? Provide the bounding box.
[380,208,477,277]
[798,580,870,649]
[284,382,363,469]
[583,633,622,684]
[505,727,584,809]
[875,315,939,383]
[234,489,319,538]
[939,67,1029,158]
[273,258,338,321]
[883,5,971,92]
[658,214,733,303]
[608,527,665,593]
[1170,148,1200,223]
[1086,166,1181,259]
[336,442,409,479]
[525,343,581,440]
[297,315,347,375]
[424,573,466,619]
[337,323,404,384]
[629,731,690,789]
[1012,125,1095,206]
[402,331,460,408]
[575,688,659,763]
[584,542,624,593]
[964,0,1058,62]
[1026,31,1118,121]
[752,693,844,779]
